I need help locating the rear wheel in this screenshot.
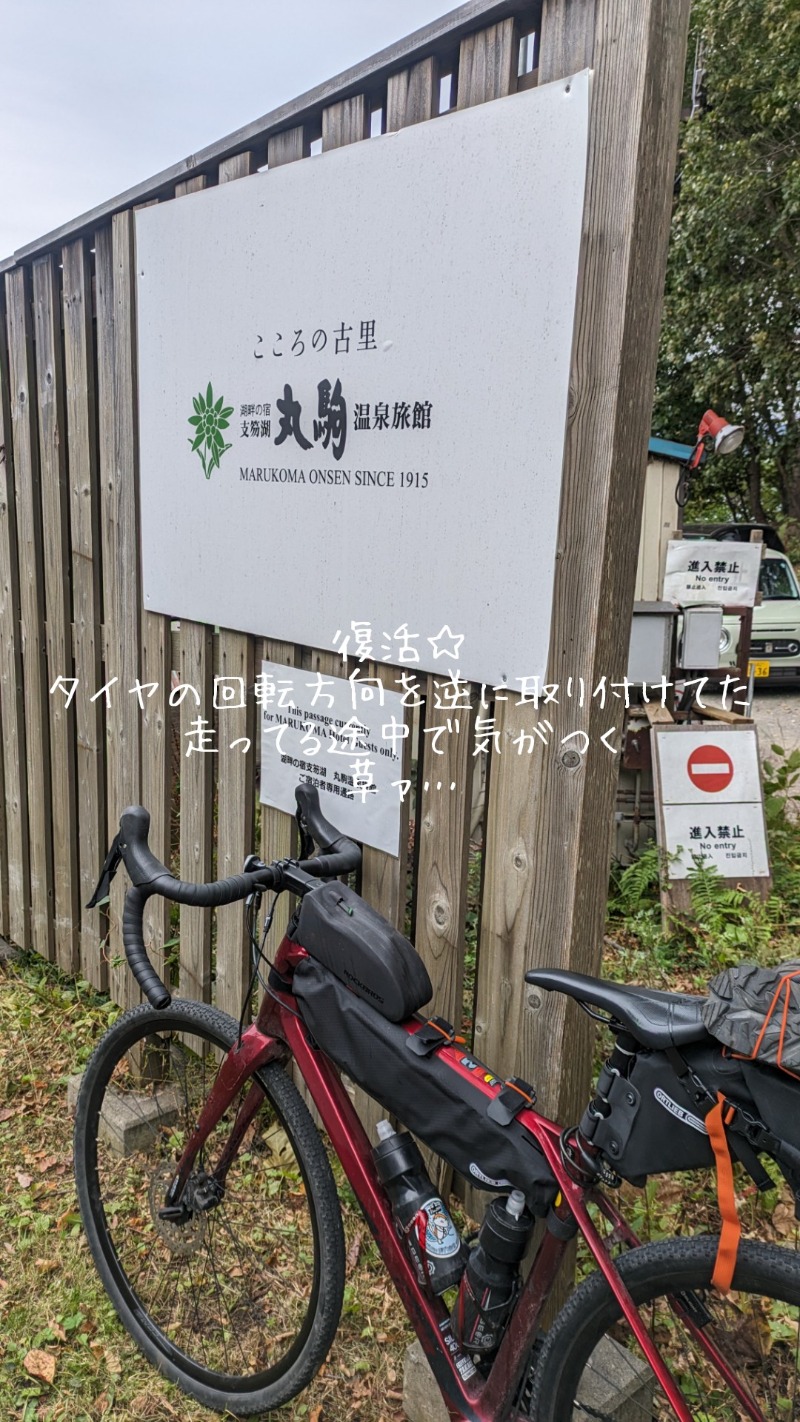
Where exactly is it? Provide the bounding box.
[74,1000,345,1416]
[531,1235,800,1421]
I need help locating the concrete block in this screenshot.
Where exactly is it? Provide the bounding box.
[403,1340,450,1422]
[67,1072,181,1157]
[403,1330,654,1422]
[576,1335,655,1421]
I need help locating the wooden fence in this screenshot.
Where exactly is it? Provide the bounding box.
[0,0,690,1187]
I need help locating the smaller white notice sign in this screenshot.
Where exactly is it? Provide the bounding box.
[652,725,769,880]
[661,804,770,879]
[663,540,761,607]
[258,661,403,857]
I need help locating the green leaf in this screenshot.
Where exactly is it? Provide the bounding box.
[190,432,204,451]
[193,394,203,414]
[188,414,202,427]
[206,381,213,407]
[213,430,223,449]
[217,418,230,431]
[220,405,234,419]
[214,395,224,413]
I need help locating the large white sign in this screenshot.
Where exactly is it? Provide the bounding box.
[652,726,769,880]
[136,72,591,686]
[663,540,761,607]
[258,661,404,856]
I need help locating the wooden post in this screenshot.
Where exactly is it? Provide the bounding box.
[474,0,692,1125]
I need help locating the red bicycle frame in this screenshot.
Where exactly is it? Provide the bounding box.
[173,933,714,1422]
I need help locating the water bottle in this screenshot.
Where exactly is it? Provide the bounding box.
[373,1120,467,1294]
[451,1189,533,1357]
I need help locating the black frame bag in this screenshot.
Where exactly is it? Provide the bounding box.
[293,958,558,1215]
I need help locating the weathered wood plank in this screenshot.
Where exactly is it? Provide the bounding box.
[0,286,29,948]
[322,95,368,150]
[386,57,438,130]
[63,238,107,984]
[141,611,173,988]
[33,254,79,974]
[95,213,143,1007]
[538,0,595,85]
[457,17,518,106]
[62,238,107,988]
[474,0,692,1128]
[5,266,54,961]
[213,153,258,1022]
[179,621,214,1005]
[259,639,298,947]
[267,127,307,166]
[215,630,255,1019]
[169,177,216,1021]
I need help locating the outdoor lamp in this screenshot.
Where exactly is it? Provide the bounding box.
[675,407,745,506]
[687,408,745,470]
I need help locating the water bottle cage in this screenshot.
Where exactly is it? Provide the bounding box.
[487,1077,537,1126]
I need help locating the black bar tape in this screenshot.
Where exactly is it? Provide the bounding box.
[122,885,171,1009]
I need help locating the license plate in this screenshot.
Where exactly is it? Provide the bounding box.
[748,660,770,678]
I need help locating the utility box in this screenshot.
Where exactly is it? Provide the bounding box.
[680,605,723,670]
[627,602,678,685]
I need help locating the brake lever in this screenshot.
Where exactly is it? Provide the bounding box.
[295,807,315,861]
[87,832,123,908]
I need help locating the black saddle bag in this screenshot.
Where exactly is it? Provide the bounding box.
[589,1041,754,1182]
[292,957,558,1215]
[590,1037,800,1191]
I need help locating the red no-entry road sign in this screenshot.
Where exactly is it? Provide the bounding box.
[686,744,734,794]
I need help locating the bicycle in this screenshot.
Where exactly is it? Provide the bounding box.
[73,784,800,1420]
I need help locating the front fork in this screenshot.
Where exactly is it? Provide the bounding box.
[163,1019,287,1210]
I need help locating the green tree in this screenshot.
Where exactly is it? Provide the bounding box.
[654,0,800,534]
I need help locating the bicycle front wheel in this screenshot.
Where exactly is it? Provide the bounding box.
[74,999,345,1417]
[530,1234,800,1421]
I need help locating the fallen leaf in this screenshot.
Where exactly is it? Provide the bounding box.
[37,1156,62,1174]
[346,1226,364,1275]
[24,1348,56,1384]
[48,1320,67,1342]
[96,1394,109,1416]
[35,1259,59,1273]
[0,1107,15,1122]
[310,1407,323,1422]
[104,1349,122,1375]
[15,1171,33,1189]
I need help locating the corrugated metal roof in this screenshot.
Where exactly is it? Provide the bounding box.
[648,436,696,463]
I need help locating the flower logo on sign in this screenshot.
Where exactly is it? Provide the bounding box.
[187,383,233,477]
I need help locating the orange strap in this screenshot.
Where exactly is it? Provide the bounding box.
[706,1093,741,1292]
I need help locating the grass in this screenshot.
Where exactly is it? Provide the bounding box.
[0,950,411,1422]
[2,743,799,1418]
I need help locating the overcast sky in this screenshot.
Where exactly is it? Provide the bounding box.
[0,0,457,260]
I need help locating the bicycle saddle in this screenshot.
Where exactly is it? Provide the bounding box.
[525,969,709,1051]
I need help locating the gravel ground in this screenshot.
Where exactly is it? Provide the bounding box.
[746,686,800,761]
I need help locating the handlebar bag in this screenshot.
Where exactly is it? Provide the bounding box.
[290,881,432,1022]
[703,961,800,1079]
[293,957,558,1215]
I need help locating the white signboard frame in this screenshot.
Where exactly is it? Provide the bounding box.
[651,724,770,881]
[663,540,762,607]
[258,660,404,857]
[135,72,591,687]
